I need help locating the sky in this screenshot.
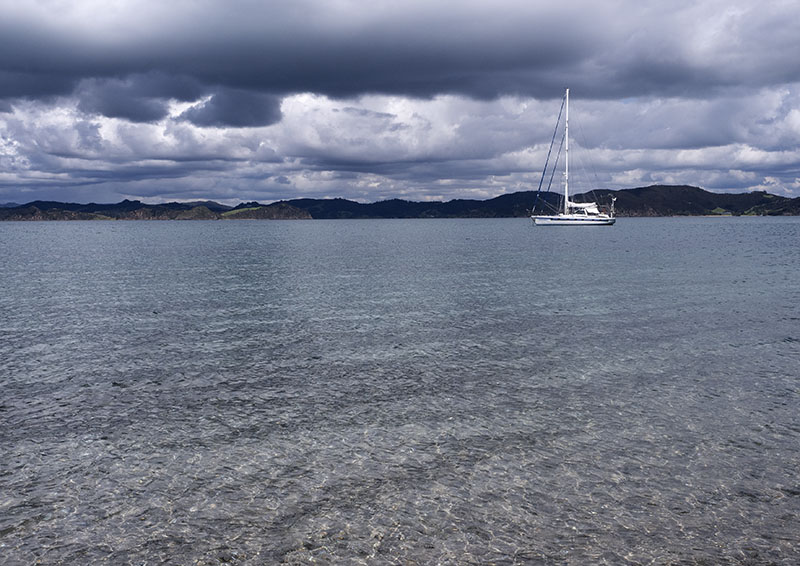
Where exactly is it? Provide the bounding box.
[2,0,800,205]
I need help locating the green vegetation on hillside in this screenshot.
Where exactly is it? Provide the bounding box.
[2,185,799,220]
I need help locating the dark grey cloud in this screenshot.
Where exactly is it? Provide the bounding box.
[0,70,76,99]
[1,1,799,118]
[180,89,282,127]
[76,80,169,123]
[74,74,205,122]
[0,1,758,105]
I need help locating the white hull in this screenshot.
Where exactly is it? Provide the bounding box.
[531,214,615,226]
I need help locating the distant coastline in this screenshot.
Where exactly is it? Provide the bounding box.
[2,185,799,220]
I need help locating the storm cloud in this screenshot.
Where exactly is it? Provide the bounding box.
[1,0,800,203]
[181,90,283,128]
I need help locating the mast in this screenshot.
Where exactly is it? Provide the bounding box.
[564,88,569,215]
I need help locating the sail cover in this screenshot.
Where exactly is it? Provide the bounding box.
[567,201,600,214]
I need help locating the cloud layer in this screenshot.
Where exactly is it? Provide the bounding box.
[2,0,800,203]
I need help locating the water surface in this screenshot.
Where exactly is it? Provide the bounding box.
[1,217,799,564]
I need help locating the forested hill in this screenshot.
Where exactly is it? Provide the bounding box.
[1,185,799,220]
[283,185,799,218]
[590,185,800,217]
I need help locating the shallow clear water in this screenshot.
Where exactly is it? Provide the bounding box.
[1,217,799,565]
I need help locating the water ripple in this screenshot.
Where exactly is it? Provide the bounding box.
[1,218,799,564]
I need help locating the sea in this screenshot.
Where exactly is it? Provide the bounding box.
[1,217,799,565]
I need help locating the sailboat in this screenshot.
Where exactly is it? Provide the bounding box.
[530,88,616,226]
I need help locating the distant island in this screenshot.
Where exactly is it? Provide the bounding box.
[1,185,799,221]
